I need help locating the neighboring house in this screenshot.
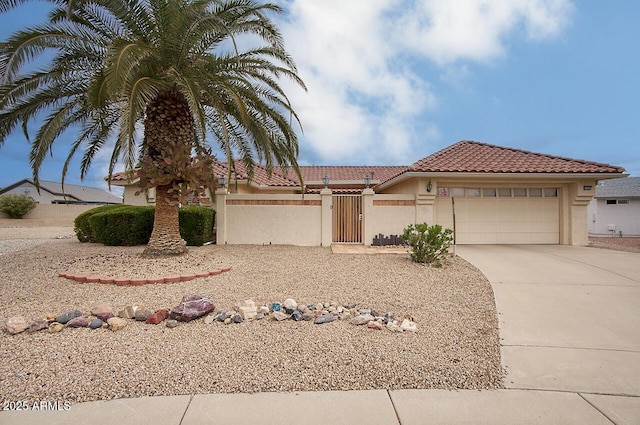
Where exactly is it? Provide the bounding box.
[588,177,640,236]
[111,141,626,246]
[0,179,122,205]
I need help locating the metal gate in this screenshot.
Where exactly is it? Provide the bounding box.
[332,195,362,243]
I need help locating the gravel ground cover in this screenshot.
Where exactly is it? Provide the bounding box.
[0,229,502,404]
[589,236,640,253]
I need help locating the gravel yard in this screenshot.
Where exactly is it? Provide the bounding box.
[0,227,502,404]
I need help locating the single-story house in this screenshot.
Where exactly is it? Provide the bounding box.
[588,177,640,237]
[0,179,122,205]
[111,141,626,246]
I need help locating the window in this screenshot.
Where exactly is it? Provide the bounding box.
[529,188,542,197]
[607,199,629,205]
[498,188,512,197]
[544,188,558,197]
[483,188,497,197]
[466,188,481,197]
[514,188,527,197]
[451,188,465,197]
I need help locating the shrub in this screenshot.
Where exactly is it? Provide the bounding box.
[89,206,155,246]
[74,205,126,242]
[179,205,215,246]
[79,204,215,246]
[0,194,37,218]
[401,223,454,266]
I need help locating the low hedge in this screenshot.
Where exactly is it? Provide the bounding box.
[76,205,215,246]
[89,206,155,246]
[74,204,127,242]
[179,205,215,246]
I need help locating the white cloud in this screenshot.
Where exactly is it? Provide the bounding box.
[274,0,573,165]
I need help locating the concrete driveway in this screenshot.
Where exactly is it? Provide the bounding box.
[458,245,640,419]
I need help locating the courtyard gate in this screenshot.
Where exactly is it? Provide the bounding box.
[332,195,362,243]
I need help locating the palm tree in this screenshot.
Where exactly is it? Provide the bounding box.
[0,0,306,257]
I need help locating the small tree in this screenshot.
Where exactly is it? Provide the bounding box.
[401,223,453,266]
[0,194,37,219]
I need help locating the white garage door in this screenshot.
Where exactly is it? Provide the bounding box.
[435,187,559,244]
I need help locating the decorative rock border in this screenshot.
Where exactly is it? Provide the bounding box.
[57,267,232,286]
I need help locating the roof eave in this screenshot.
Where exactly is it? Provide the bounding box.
[376,171,628,191]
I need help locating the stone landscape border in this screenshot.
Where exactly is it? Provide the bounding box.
[57,267,232,286]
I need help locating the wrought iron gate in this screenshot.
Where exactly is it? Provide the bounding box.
[332,195,362,243]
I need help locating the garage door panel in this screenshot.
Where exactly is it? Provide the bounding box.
[439,196,559,244]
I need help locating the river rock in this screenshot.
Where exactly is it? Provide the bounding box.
[107,317,128,331]
[400,319,418,332]
[239,306,257,320]
[256,312,265,320]
[96,312,114,322]
[272,311,290,321]
[90,303,114,316]
[55,310,82,324]
[67,316,89,328]
[232,314,243,324]
[118,305,144,319]
[49,322,64,333]
[146,309,169,325]
[271,302,282,312]
[314,314,335,325]
[5,316,29,335]
[89,319,103,329]
[204,314,215,324]
[165,319,178,328]
[367,320,384,330]
[302,313,314,321]
[27,319,49,333]
[283,298,297,312]
[386,321,403,332]
[291,310,302,321]
[134,309,153,322]
[350,314,374,325]
[169,294,215,322]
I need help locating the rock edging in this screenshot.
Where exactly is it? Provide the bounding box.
[57,267,232,286]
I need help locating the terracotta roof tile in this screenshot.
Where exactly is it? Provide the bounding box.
[411,141,626,174]
[281,166,407,185]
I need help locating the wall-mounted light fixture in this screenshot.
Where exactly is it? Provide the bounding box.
[364,173,371,188]
[323,174,329,188]
[426,180,433,193]
[218,174,227,188]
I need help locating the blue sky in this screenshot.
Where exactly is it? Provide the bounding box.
[1,0,639,195]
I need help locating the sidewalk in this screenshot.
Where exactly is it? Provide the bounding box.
[2,388,638,425]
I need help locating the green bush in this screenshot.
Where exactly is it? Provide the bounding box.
[401,223,453,267]
[89,206,155,246]
[74,205,126,242]
[179,205,215,246]
[0,194,37,218]
[78,204,215,246]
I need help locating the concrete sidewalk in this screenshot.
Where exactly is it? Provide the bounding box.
[4,389,639,425]
[3,245,640,424]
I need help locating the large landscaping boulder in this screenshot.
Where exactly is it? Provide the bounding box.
[169,294,215,322]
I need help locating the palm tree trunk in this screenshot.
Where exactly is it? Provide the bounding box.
[143,184,187,257]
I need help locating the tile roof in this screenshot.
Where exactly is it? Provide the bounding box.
[595,177,640,198]
[281,166,407,185]
[410,141,626,174]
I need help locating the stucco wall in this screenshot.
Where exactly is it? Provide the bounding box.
[222,194,322,246]
[0,204,98,225]
[588,198,640,236]
[365,194,416,244]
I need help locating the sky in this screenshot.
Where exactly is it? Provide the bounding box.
[1,0,639,195]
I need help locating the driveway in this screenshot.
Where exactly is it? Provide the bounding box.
[458,244,640,399]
